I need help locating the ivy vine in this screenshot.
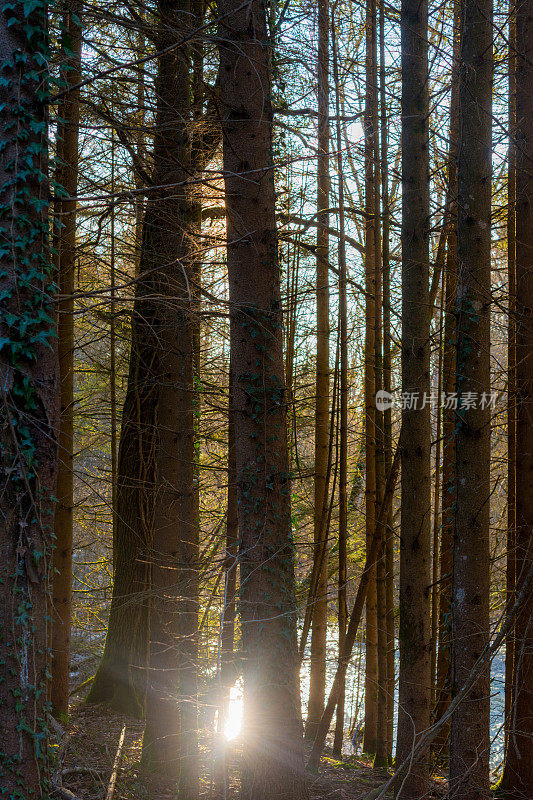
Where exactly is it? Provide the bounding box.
[0,0,63,794]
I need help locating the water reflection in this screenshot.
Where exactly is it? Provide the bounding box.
[299,626,506,767]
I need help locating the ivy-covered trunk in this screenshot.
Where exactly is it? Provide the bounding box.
[218,0,309,796]
[0,1,59,796]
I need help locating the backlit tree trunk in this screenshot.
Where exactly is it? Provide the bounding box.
[139,3,199,794]
[218,0,309,794]
[89,0,217,727]
[430,289,444,712]
[307,445,401,773]
[215,369,239,795]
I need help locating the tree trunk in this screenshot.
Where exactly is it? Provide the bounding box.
[430,289,444,712]
[285,231,299,471]
[87,211,157,718]
[139,3,199,793]
[51,2,82,722]
[433,0,460,759]
[307,0,330,740]
[0,1,59,793]
[372,37,387,769]
[86,277,155,713]
[222,372,239,696]
[217,0,309,794]
[379,0,395,760]
[214,368,239,796]
[88,45,157,720]
[503,0,516,766]
[363,0,378,755]
[374,509,388,770]
[133,31,145,278]
[449,0,493,790]
[499,0,533,794]
[109,130,117,576]
[191,0,203,608]
[396,0,432,788]
[89,0,213,727]
[332,15,348,758]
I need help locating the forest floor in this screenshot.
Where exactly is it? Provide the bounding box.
[51,701,448,800]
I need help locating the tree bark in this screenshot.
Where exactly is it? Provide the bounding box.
[503,0,516,768]
[89,0,213,727]
[0,1,59,793]
[139,2,199,793]
[307,0,330,741]
[214,368,239,796]
[217,0,309,794]
[86,277,155,716]
[372,39,387,768]
[88,43,156,720]
[109,131,117,576]
[332,15,348,758]
[133,30,145,278]
[379,0,395,760]
[499,0,533,793]
[396,0,432,788]
[430,288,444,713]
[449,0,493,791]
[51,1,82,722]
[87,187,157,717]
[363,0,378,755]
[433,0,460,759]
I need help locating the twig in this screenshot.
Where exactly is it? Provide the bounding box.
[106,725,126,800]
[51,787,84,800]
[62,767,106,779]
[48,714,66,739]
[51,729,72,788]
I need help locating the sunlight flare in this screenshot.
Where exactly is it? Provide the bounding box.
[224,683,243,741]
